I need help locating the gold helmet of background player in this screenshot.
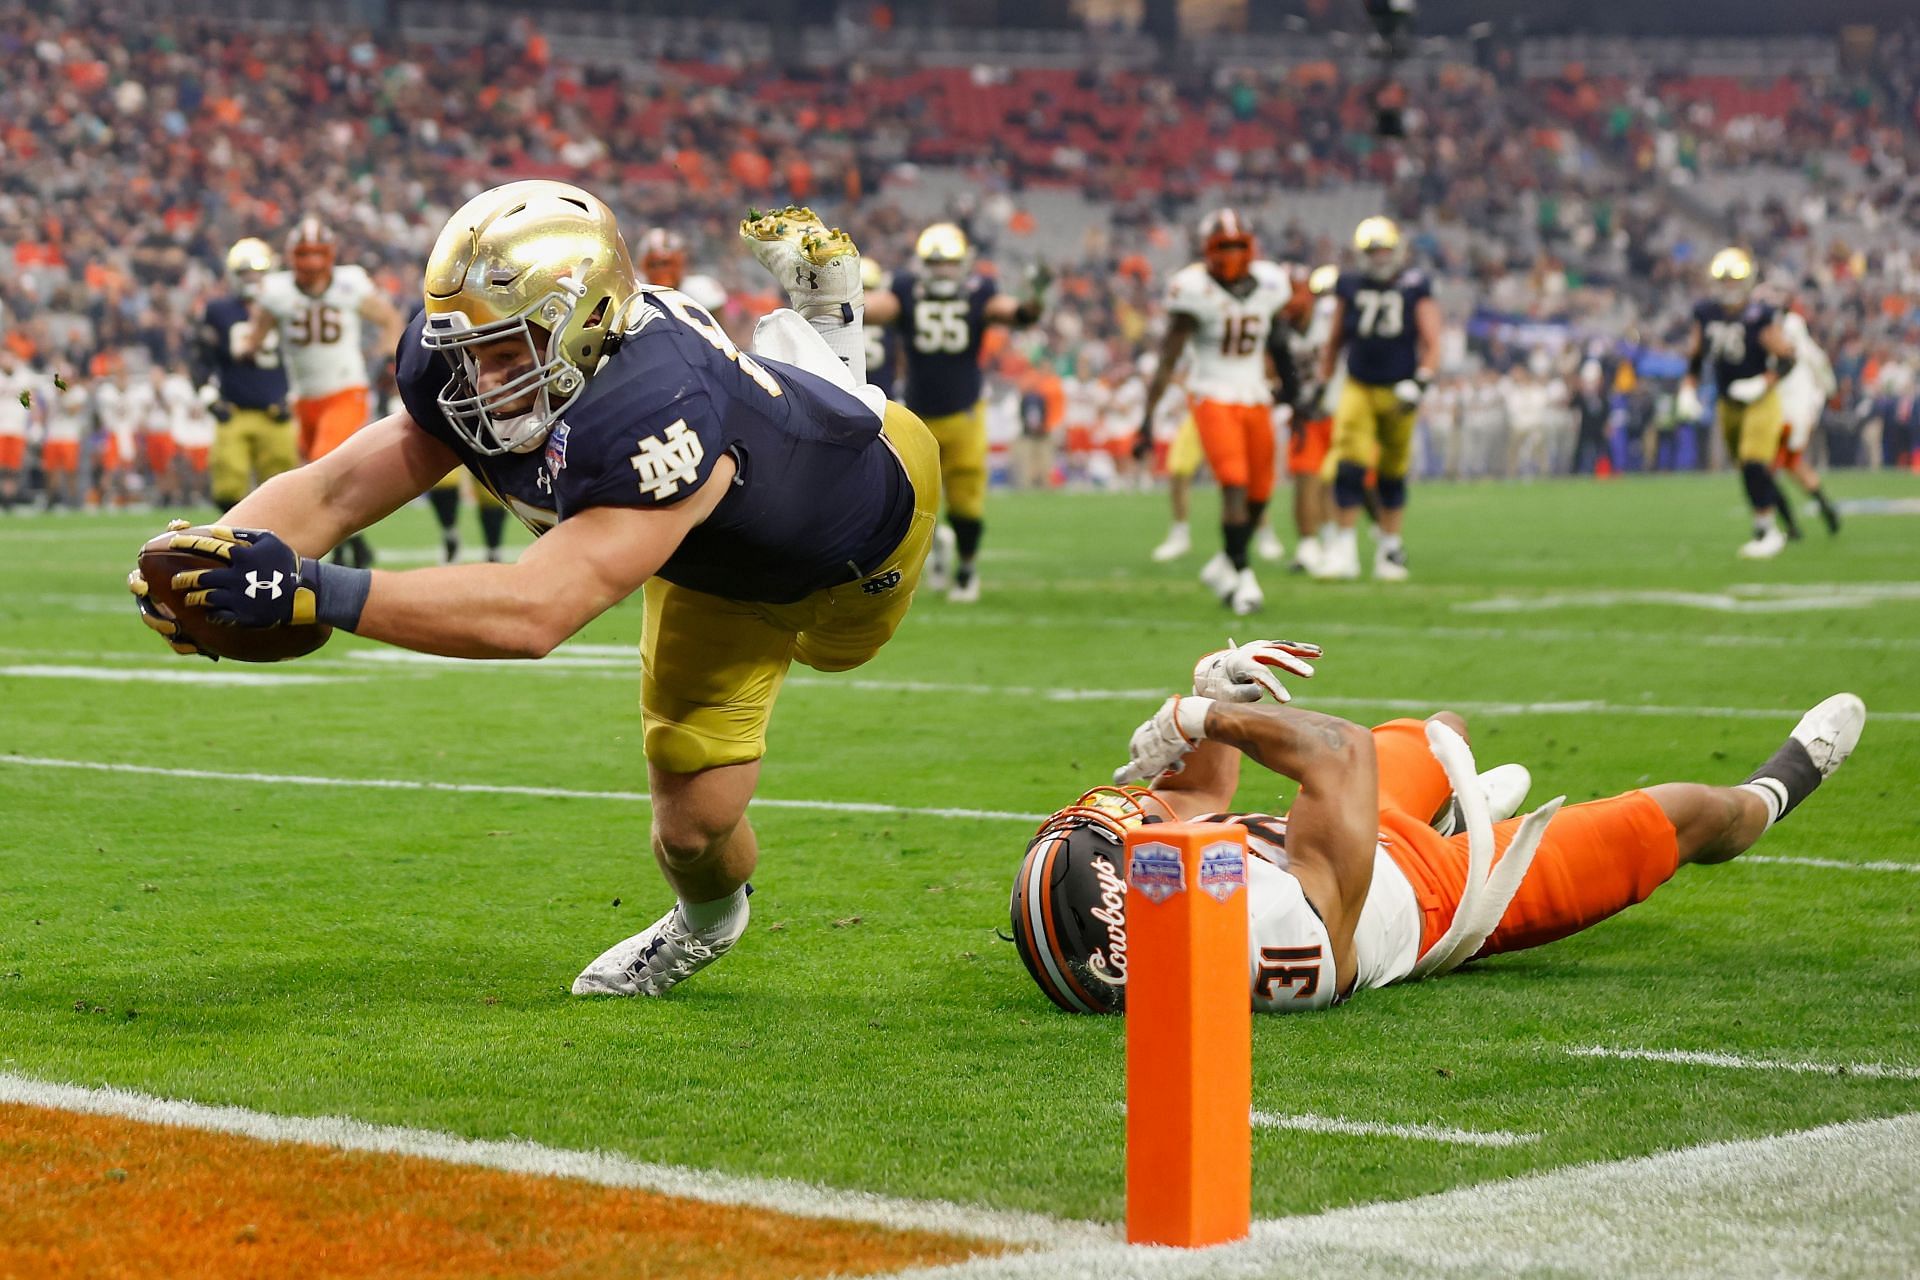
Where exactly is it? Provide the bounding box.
[420,180,638,456]
[916,222,971,296]
[224,237,276,299]
[1708,247,1756,307]
[860,256,886,292]
[1353,215,1405,282]
[1308,263,1340,295]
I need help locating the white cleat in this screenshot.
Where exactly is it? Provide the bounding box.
[1373,544,1410,582]
[927,523,956,593]
[1313,540,1361,581]
[1229,567,1264,616]
[948,568,981,604]
[1737,526,1787,560]
[1288,539,1324,576]
[1199,551,1237,602]
[571,905,743,997]
[1788,693,1866,779]
[1433,763,1533,836]
[1150,524,1191,562]
[1254,525,1285,563]
[738,205,863,319]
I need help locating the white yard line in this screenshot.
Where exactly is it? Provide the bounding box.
[0,754,1049,824]
[0,1072,1100,1248]
[1740,855,1920,874]
[1251,1111,1537,1148]
[883,1112,1920,1279]
[0,664,357,686]
[1568,1046,1920,1082]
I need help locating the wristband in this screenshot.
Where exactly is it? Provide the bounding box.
[299,557,372,631]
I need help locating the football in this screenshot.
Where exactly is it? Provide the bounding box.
[137,528,333,663]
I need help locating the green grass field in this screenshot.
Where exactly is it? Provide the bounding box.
[2,471,1916,1230]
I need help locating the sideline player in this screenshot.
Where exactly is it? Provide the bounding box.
[1679,248,1798,560]
[863,222,1048,602]
[1282,264,1341,574]
[1011,641,1865,1014]
[0,349,38,513]
[1315,217,1440,582]
[1139,210,1299,614]
[243,216,404,567]
[1771,294,1841,541]
[41,362,88,510]
[639,227,729,317]
[196,238,296,510]
[131,180,939,1000]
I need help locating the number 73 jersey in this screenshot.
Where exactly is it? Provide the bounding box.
[1166,260,1294,405]
[255,265,377,401]
[1335,267,1432,387]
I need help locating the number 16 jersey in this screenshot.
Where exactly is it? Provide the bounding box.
[1166,260,1293,406]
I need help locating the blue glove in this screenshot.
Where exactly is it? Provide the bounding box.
[168,526,319,629]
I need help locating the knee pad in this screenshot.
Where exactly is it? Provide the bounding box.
[1377,474,1408,510]
[1333,462,1369,511]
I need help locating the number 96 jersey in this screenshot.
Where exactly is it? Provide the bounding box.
[255,265,377,400]
[1335,267,1432,387]
[1166,260,1294,406]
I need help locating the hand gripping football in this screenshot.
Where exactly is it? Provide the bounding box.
[133,525,332,662]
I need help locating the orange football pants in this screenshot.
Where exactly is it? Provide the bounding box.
[1288,415,1332,477]
[144,432,176,473]
[1369,718,1681,959]
[297,387,370,461]
[0,434,23,469]
[1192,399,1276,501]
[40,440,79,474]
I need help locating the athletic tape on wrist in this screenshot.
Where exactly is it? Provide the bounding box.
[302,557,372,631]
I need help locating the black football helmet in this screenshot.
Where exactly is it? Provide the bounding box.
[1010,787,1175,1014]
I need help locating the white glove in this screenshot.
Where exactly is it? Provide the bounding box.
[1392,377,1427,411]
[1192,638,1321,704]
[1675,382,1704,421]
[1113,696,1214,786]
[1725,374,1770,405]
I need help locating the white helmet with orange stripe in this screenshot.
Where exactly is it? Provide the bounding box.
[284,215,338,293]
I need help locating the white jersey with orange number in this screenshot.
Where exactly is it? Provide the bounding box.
[256,265,376,400]
[1166,260,1293,406]
[1197,812,1422,1013]
[94,380,153,455]
[0,368,36,439]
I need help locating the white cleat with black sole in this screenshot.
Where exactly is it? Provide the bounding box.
[1229,567,1264,616]
[1254,525,1285,563]
[1432,763,1533,837]
[1199,551,1237,603]
[927,523,957,593]
[1737,526,1787,560]
[1150,524,1191,562]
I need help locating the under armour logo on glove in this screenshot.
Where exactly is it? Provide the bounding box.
[244,570,284,600]
[798,268,819,290]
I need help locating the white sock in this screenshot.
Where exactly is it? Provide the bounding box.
[679,884,749,943]
[802,303,866,384]
[1736,780,1787,831]
[1168,520,1188,537]
[1378,532,1403,554]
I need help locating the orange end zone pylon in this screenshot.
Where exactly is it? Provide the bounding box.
[1124,821,1251,1248]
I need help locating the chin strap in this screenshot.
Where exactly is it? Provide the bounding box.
[1410,720,1563,979]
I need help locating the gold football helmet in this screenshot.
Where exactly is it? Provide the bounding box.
[224,237,276,298]
[1353,215,1405,281]
[1307,262,1340,295]
[915,222,971,296]
[1708,246,1756,306]
[420,180,638,455]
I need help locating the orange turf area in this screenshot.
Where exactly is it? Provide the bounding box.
[0,1102,1004,1279]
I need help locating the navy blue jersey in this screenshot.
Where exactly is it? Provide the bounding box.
[892,272,996,418]
[198,295,289,410]
[1694,298,1777,386]
[864,319,901,400]
[1334,269,1431,386]
[395,290,913,605]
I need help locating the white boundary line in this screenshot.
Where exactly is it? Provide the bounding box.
[884,1112,1920,1278]
[0,1072,1102,1247]
[1251,1111,1537,1148]
[0,754,1049,824]
[0,663,357,686]
[1568,1046,1920,1081]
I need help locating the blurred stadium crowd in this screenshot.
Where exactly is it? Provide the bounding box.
[1,1,1917,508]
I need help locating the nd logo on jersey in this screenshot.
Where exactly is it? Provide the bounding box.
[630,420,705,500]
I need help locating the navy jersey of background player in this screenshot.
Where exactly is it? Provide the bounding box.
[197,295,288,410]
[1694,297,1777,387]
[891,271,997,418]
[864,315,901,401]
[395,290,913,605]
[1334,267,1431,386]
